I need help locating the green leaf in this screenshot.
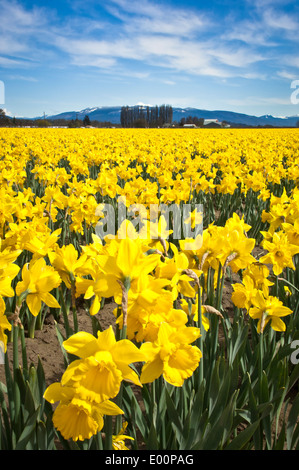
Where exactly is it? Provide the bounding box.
[164,386,183,440]
[209,362,232,425]
[260,371,272,449]
[289,362,299,392]
[273,422,286,450]
[121,383,147,442]
[224,419,262,450]
[201,390,238,450]
[183,380,206,449]
[54,321,71,367]
[247,374,261,449]
[36,421,47,450]
[229,322,249,365]
[15,406,40,450]
[146,421,159,450]
[23,386,37,427]
[208,358,220,413]
[287,393,299,450]
[0,382,12,449]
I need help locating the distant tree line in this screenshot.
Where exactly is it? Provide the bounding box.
[178,116,205,127]
[120,104,173,128]
[0,109,120,128]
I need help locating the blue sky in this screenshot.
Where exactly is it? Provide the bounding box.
[1,0,299,118]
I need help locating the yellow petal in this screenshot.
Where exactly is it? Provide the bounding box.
[26,293,42,317]
[140,356,163,384]
[40,292,60,309]
[116,238,139,278]
[63,331,99,358]
[112,339,147,365]
[0,277,15,297]
[90,295,102,316]
[98,399,124,416]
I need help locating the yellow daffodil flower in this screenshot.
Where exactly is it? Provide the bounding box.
[248,290,292,333]
[49,243,93,289]
[44,381,124,442]
[180,297,210,331]
[16,257,61,316]
[140,322,201,387]
[0,309,12,353]
[112,422,134,450]
[231,275,257,311]
[60,326,146,402]
[260,231,299,275]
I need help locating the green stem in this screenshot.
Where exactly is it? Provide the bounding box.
[277,277,299,294]
[216,266,225,312]
[12,323,21,440]
[19,325,28,379]
[95,431,103,450]
[197,286,204,385]
[71,280,79,333]
[258,329,264,399]
[91,314,102,337]
[28,314,37,339]
[115,383,124,437]
[12,323,19,373]
[257,328,265,450]
[35,308,43,331]
[104,416,113,450]
[210,263,224,365]
[59,286,73,338]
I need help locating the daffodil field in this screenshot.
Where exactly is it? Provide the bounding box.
[0,127,299,450]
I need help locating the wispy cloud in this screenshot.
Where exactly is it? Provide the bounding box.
[107,0,209,37]
[0,0,47,34]
[0,0,53,66]
[51,0,268,81]
[1,0,299,116]
[7,74,38,82]
[262,8,299,31]
[225,96,292,108]
[209,46,265,68]
[277,70,298,80]
[55,33,234,78]
[0,56,28,67]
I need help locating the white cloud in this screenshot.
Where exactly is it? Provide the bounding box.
[7,74,38,82]
[0,0,46,33]
[108,0,209,37]
[224,19,275,47]
[55,36,142,61]
[0,0,297,89]
[0,37,28,55]
[52,0,269,79]
[282,55,299,70]
[55,31,262,80]
[262,8,298,31]
[0,0,54,66]
[225,96,292,107]
[0,56,26,67]
[209,47,265,68]
[277,70,299,80]
[223,2,299,50]
[71,55,117,69]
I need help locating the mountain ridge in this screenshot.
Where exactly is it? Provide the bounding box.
[40,105,299,127]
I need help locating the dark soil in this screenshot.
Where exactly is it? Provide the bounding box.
[0,300,118,387]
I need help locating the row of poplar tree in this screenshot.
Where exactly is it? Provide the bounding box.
[120,104,173,128]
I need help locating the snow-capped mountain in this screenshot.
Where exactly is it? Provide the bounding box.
[41,106,299,127]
